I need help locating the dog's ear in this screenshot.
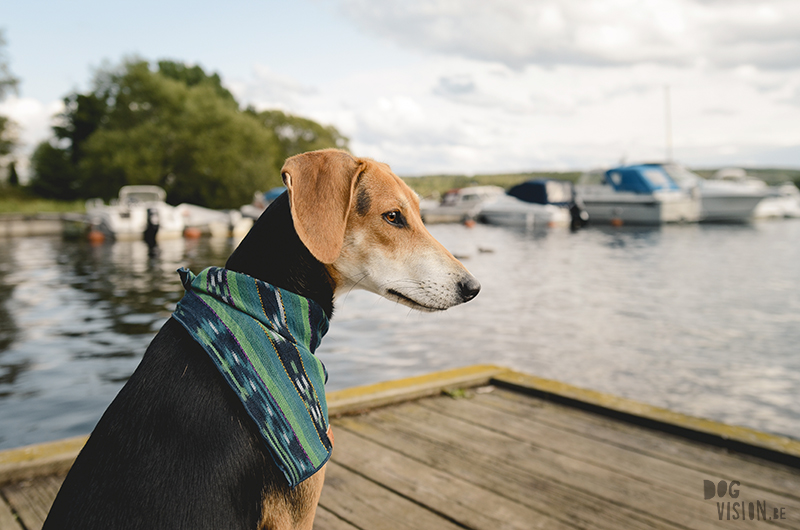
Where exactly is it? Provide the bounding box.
[281,149,362,264]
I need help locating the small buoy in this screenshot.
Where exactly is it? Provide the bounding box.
[184,227,202,239]
[88,230,105,244]
[610,218,624,227]
[463,219,476,228]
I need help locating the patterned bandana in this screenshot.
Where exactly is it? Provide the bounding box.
[172,267,332,488]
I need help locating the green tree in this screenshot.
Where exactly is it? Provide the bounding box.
[0,30,18,99]
[7,160,18,186]
[75,60,283,207]
[157,60,237,106]
[30,58,347,208]
[29,141,80,199]
[53,93,107,164]
[0,115,14,157]
[0,30,19,165]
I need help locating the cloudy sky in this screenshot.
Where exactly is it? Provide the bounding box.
[2,0,800,177]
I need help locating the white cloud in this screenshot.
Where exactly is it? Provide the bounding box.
[0,96,62,177]
[229,53,800,173]
[331,0,800,70]
[226,64,318,111]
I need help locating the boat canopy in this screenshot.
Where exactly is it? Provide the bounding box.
[508,179,574,206]
[604,165,680,194]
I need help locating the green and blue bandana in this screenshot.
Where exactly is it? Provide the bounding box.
[172,267,332,488]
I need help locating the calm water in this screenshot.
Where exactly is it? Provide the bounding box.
[1,220,799,450]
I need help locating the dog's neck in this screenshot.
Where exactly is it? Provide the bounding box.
[225,192,336,318]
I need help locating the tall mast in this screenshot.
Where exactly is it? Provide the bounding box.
[664,85,673,162]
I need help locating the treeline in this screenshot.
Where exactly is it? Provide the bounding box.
[29,59,347,209]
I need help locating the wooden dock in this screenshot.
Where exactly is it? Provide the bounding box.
[1,365,799,529]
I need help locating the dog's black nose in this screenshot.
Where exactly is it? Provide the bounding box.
[458,276,481,302]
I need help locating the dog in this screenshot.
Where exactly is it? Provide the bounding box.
[42,149,480,530]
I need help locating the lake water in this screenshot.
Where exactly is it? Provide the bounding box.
[1,220,799,450]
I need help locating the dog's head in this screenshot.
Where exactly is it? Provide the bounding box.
[281,149,480,311]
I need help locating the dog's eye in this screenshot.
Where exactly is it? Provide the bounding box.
[382,210,406,227]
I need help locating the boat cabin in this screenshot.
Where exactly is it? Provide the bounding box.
[604,165,681,194]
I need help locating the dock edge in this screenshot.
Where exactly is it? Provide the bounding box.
[2,363,799,487]
[491,370,800,468]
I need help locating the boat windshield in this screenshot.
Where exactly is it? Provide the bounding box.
[660,164,701,186]
[545,181,573,203]
[578,170,607,186]
[124,192,161,203]
[119,186,167,203]
[641,169,671,189]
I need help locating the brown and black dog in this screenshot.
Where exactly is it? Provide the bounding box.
[42,149,480,529]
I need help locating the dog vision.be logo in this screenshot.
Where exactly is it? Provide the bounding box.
[704,480,787,522]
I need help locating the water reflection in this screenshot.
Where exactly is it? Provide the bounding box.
[1,220,800,450]
[0,236,239,447]
[0,240,24,395]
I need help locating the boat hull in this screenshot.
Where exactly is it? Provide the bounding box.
[700,194,764,222]
[480,203,571,228]
[578,191,699,225]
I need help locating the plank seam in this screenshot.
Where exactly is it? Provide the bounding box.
[491,374,800,469]
[0,490,26,530]
[477,391,800,502]
[335,421,648,530]
[330,455,480,530]
[417,397,800,530]
[315,504,365,530]
[382,403,703,530]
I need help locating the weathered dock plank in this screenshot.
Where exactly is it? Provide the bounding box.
[422,393,800,521]
[1,475,64,530]
[484,387,800,496]
[0,500,21,530]
[493,370,800,466]
[335,412,659,530]
[331,427,570,529]
[340,402,712,529]
[1,365,798,529]
[312,505,360,530]
[318,462,464,530]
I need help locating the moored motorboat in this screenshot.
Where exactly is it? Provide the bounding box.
[756,182,800,218]
[661,164,767,223]
[86,186,185,241]
[175,203,254,238]
[479,179,588,229]
[575,165,700,225]
[419,186,505,224]
[704,168,800,219]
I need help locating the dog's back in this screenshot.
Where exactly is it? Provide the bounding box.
[44,318,274,529]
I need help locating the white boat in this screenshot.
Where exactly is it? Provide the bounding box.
[575,165,700,225]
[419,186,505,224]
[756,183,800,218]
[662,165,767,223]
[705,168,800,219]
[86,186,185,241]
[175,204,254,238]
[478,179,587,229]
[479,195,570,229]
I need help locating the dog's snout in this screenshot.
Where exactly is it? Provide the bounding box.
[458,276,481,302]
